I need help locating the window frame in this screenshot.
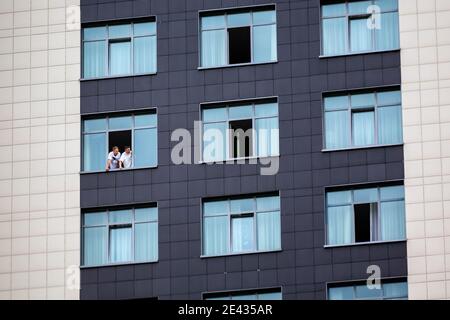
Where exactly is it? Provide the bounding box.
[322,87,403,151]
[324,182,406,248]
[81,18,157,80]
[327,278,408,300]
[81,204,159,268]
[201,193,282,258]
[81,109,158,173]
[198,4,278,69]
[320,0,400,57]
[203,287,283,300]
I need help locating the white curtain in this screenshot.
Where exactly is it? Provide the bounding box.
[257,211,281,251]
[203,216,227,255]
[134,127,157,168]
[135,222,158,262]
[256,117,279,157]
[378,105,402,144]
[83,133,106,172]
[110,41,131,75]
[84,41,106,78]
[327,205,353,245]
[231,217,254,252]
[134,36,157,74]
[325,111,349,149]
[110,227,132,263]
[353,111,375,146]
[376,12,399,50]
[350,18,372,52]
[201,29,226,67]
[203,122,227,162]
[322,18,346,55]
[380,201,405,241]
[84,226,107,266]
[253,24,277,63]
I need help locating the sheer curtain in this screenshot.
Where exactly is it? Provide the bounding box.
[203,216,227,255]
[134,127,157,168]
[83,133,106,172]
[232,217,254,252]
[84,41,106,78]
[256,117,279,156]
[322,18,346,55]
[376,12,399,50]
[380,201,405,241]
[353,111,375,146]
[135,222,158,262]
[203,122,227,162]
[110,41,131,75]
[134,36,156,74]
[325,111,349,149]
[84,227,107,266]
[257,211,281,251]
[350,18,372,52]
[253,24,277,62]
[202,30,226,67]
[110,227,132,262]
[378,105,402,144]
[327,205,353,245]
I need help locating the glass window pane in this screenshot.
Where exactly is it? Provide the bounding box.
[135,113,157,127]
[203,107,227,122]
[355,284,382,299]
[375,12,399,51]
[325,111,349,149]
[351,93,376,108]
[227,12,251,27]
[83,41,106,78]
[350,18,372,52]
[232,216,254,252]
[253,10,276,25]
[258,292,282,300]
[134,127,157,167]
[327,191,352,206]
[203,216,228,256]
[201,15,226,30]
[378,105,402,144]
[109,24,131,38]
[110,227,132,263]
[204,201,228,216]
[134,36,157,74]
[135,222,158,262]
[255,117,279,157]
[322,17,347,56]
[257,211,281,251]
[327,205,353,245]
[374,0,398,12]
[256,196,280,211]
[84,118,107,132]
[83,133,106,172]
[134,22,156,36]
[253,24,277,63]
[322,4,346,17]
[110,41,131,75]
[201,29,227,67]
[328,286,354,300]
[232,294,257,300]
[109,116,132,130]
[84,212,107,226]
[324,96,349,111]
[383,282,407,299]
[380,186,404,201]
[348,1,372,15]
[229,105,253,119]
[83,226,107,266]
[353,188,378,203]
[203,122,227,162]
[84,26,107,40]
[352,111,375,146]
[380,200,405,241]
[230,198,254,213]
[255,103,278,117]
[135,207,157,222]
[109,209,132,224]
[377,90,401,106]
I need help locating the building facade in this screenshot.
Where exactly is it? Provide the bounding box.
[0,0,448,300]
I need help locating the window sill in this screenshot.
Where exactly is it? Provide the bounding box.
[198,60,278,71]
[80,259,158,269]
[322,143,403,153]
[80,165,158,175]
[319,48,400,59]
[198,155,280,165]
[200,249,282,259]
[324,239,406,249]
[80,72,157,81]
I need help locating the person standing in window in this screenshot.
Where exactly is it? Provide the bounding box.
[106,146,121,171]
[119,146,133,169]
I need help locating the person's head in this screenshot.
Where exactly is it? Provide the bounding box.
[112,146,119,154]
[124,146,131,154]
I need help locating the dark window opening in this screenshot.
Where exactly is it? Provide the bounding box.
[354,203,372,243]
[228,27,251,64]
[230,119,253,158]
[109,130,132,154]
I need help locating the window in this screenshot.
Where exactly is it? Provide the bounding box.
[82,112,157,172]
[204,288,282,300]
[82,20,157,78]
[200,7,277,68]
[326,185,405,246]
[82,206,158,266]
[202,194,281,256]
[323,89,402,150]
[321,0,399,56]
[202,101,279,162]
[328,280,407,300]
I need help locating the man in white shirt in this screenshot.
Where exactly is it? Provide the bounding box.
[120,146,133,169]
[106,146,121,171]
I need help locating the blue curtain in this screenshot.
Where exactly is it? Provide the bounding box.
[257,211,281,251]
[110,41,131,75]
[383,282,408,299]
[201,30,227,67]
[325,111,349,149]
[253,24,277,63]
[327,205,353,245]
[84,226,107,266]
[378,105,402,144]
[256,117,279,157]
[203,216,228,255]
[135,222,158,262]
[134,127,157,168]
[322,18,346,55]
[134,36,157,74]
[376,12,399,50]
[350,18,372,52]
[83,133,106,172]
[380,200,405,241]
[84,41,106,78]
[328,287,354,300]
[232,217,254,252]
[110,227,132,263]
[203,122,227,162]
[353,111,375,146]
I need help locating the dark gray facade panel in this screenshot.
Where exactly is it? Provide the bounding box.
[79,0,406,300]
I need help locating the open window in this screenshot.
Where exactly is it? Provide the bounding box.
[354,203,377,243]
[228,27,251,64]
[230,119,253,158]
[108,130,132,155]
